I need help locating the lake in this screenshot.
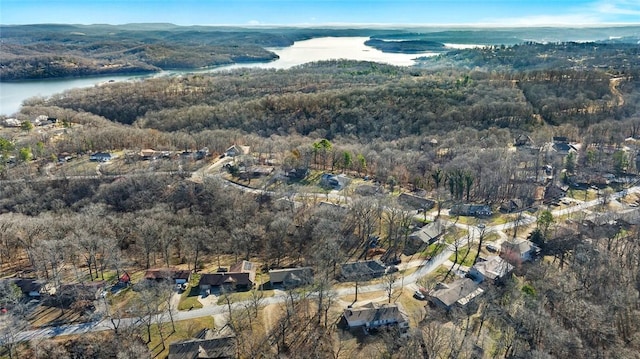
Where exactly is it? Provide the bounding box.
[0,37,439,116]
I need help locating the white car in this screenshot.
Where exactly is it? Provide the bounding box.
[413,290,426,300]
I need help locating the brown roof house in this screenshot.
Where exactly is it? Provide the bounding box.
[342,303,409,331]
[398,192,435,211]
[428,278,484,311]
[144,268,191,285]
[168,330,236,359]
[268,267,313,288]
[404,220,448,255]
[198,261,256,294]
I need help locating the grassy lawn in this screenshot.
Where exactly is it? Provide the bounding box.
[216,289,275,305]
[567,189,598,201]
[57,157,98,176]
[396,289,427,327]
[487,215,513,226]
[443,228,467,244]
[298,170,324,186]
[178,273,204,311]
[449,247,478,268]
[421,242,448,258]
[178,285,204,311]
[399,266,419,278]
[484,232,501,242]
[146,316,214,359]
[340,290,386,304]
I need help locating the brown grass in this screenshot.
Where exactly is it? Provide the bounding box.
[28,304,85,328]
[339,290,386,304]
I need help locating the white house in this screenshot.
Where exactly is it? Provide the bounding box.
[469,256,514,282]
[342,303,409,330]
[501,239,540,265]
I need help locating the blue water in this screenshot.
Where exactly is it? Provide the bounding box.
[0,37,439,116]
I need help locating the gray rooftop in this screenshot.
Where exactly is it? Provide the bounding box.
[429,278,484,308]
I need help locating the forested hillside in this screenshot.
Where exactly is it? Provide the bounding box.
[41,41,640,138]
[0,24,400,80]
[3,37,640,359]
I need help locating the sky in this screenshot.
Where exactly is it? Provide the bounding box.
[1,0,639,26]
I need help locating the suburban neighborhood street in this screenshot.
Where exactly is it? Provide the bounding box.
[10,182,640,344]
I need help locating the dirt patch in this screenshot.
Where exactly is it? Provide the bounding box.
[28,304,85,328]
[339,290,387,305]
[261,303,282,333]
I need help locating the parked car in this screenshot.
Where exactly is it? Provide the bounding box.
[413,290,426,300]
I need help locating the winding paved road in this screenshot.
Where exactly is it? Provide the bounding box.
[8,173,640,343]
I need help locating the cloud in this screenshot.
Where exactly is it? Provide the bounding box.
[247,20,260,25]
[504,14,602,27]
[595,0,640,16]
[483,0,640,26]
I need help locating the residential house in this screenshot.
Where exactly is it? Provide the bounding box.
[89,152,114,162]
[118,272,131,286]
[450,204,493,217]
[144,268,191,285]
[3,118,21,127]
[568,173,610,189]
[195,147,209,160]
[543,184,568,205]
[514,134,533,147]
[224,145,250,158]
[268,267,313,288]
[168,330,236,359]
[499,198,525,213]
[320,173,349,190]
[198,272,253,293]
[285,167,309,181]
[198,261,256,293]
[404,220,448,255]
[239,165,273,180]
[139,149,160,160]
[428,278,484,311]
[340,260,387,281]
[54,281,106,306]
[342,303,409,331]
[468,256,514,283]
[12,278,47,298]
[501,240,540,265]
[33,115,49,126]
[398,193,435,211]
[57,152,73,163]
[551,137,580,155]
[229,260,256,280]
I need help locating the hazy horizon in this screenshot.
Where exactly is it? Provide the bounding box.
[1,0,640,27]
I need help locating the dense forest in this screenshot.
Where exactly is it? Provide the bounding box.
[3,32,640,359]
[35,41,640,138]
[2,24,639,80]
[0,24,405,80]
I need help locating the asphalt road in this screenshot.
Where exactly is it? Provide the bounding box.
[9,179,640,343]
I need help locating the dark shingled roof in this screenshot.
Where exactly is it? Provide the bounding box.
[168,331,236,359]
[198,273,252,287]
[144,268,191,281]
[341,260,386,281]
